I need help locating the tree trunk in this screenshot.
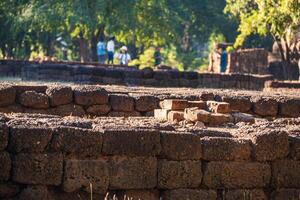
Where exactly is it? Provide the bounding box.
[90,25,105,62]
[79,37,89,62]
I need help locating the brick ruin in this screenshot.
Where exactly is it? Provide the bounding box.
[0,82,300,199]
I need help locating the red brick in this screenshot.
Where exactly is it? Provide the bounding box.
[63,159,109,193]
[154,109,169,121]
[184,108,210,122]
[207,101,231,113]
[290,136,300,160]
[160,99,188,110]
[201,137,252,161]
[109,156,157,189]
[46,86,73,107]
[0,123,8,151]
[208,113,233,126]
[110,94,135,112]
[163,189,217,200]
[222,96,251,112]
[158,160,202,189]
[102,129,160,156]
[160,131,201,160]
[167,111,184,122]
[74,86,108,106]
[12,153,63,185]
[86,104,111,115]
[252,97,278,116]
[272,160,300,188]
[0,152,11,181]
[50,103,85,116]
[134,95,159,112]
[279,99,300,117]
[203,161,271,188]
[225,189,267,200]
[19,91,49,109]
[0,85,16,106]
[187,101,207,109]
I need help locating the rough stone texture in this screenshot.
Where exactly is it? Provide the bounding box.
[252,130,289,161]
[184,108,210,123]
[50,103,85,116]
[0,85,16,107]
[110,94,135,112]
[18,185,51,200]
[74,86,108,106]
[290,136,300,160]
[163,189,217,200]
[160,99,188,110]
[0,123,8,150]
[158,160,202,189]
[207,101,231,113]
[232,112,255,124]
[19,91,49,109]
[63,159,109,193]
[86,104,111,115]
[119,190,160,200]
[272,160,300,188]
[224,189,267,200]
[208,113,232,126]
[108,111,141,117]
[187,101,207,109]
[103,129,160,156]
[222,96,252,113]
[271,189,300,200]
[279,99,300,117]
[134,95,159,112]
[0,152,11,181]
[160,132,201,160]
[203,161,271,188]
[46,86,73,107]
[13,153,63,185]
[51,127,103,158]
[109,156,157,189]
[201,137,252,161]
[167,111,184,122]
[154,109,169,121]
[0,104,24,113]
[9,126,53,153]
[252,97,278,116]
[0,183,20,198]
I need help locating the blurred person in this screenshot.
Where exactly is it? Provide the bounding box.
[118,46,131,65]
[154,47,162,66]
[107,36,115,64]
[97,39,106,64]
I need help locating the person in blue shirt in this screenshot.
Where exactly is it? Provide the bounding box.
[220,48,228,73]
[97,40,106,64]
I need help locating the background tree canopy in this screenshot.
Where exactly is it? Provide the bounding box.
[1,0,291,70]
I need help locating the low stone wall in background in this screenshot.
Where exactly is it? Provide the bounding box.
[0,60,273,90]
[0,84,300,118]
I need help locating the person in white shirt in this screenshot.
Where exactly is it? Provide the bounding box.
[118,46,131,65]
[107,36,115,64]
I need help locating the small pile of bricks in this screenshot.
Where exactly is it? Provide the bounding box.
[155,99,254,126]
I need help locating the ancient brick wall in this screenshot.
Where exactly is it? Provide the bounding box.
[0,60,273,90]
[1,117,300,199]
[1,84,300,118]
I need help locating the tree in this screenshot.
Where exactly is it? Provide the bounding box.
[225,0,300,63]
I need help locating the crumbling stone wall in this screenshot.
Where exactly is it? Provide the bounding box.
[1,84,300,118]
[1,116,300,199]
[0,60,273,90]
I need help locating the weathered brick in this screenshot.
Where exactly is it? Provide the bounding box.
[86,104,111,115]
[252,97,278,116]
[74,86,108,106]
[134,95,159,112]
[224,189,267,200]
[160,131,201,160]
[167,111,184,122]
[46,86,73,107]
[63,159,109,193]
[49,103,86,116]
[9,126,53,153]
[207,101,231,113]
[290,136,300,160]
[158,160,202,189]
[203,161,271,188]
[0,183,19,198]
[163,189,217,200]
[271,189,300,200]
[279,99,300,117]
[184,108,210,122]
[109,156,157,189]
[13,153,63,185]
[222,96,252,112]
[103,129,160,156]
[19,91,49,109]
[208,113,233,126]
[201,137,252,161]
[154,109,169,121]
[119,190,159,200]
[0,84,16,107]
[160,99,188,110]
[187,100,207,109]
[232,112,255,124]
[252,130,289,161]
[272,160,300,188]
[200,92,214,101]
[51,127,103,158]
[109,94,135,112]
[0,152,11,181]
[18,185,50,200]
[0,123,8,151]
